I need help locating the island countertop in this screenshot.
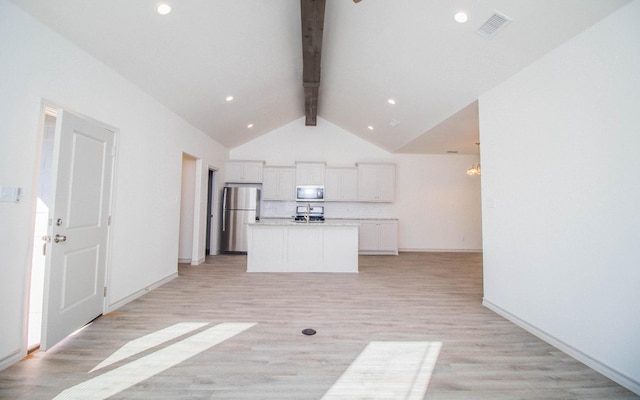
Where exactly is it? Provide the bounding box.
[255,218,361,226]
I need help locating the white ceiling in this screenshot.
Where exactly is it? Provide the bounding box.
[10,0,630,155]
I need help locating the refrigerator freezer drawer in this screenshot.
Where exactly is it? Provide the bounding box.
[221,210,256,253]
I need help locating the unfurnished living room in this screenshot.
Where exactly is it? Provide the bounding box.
[1,0,639,399]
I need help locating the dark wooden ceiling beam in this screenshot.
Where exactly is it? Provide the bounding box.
[300,0,326,126]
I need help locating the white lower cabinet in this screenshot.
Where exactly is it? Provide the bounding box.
[358,219,398,255]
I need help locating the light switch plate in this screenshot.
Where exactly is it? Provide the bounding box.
[0,186,22,202]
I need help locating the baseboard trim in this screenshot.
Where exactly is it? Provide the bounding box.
[359,251,398,255]
[191,257,205,266]
[483,299,640,395]
[399,248,483,253]
[0,348,22,372]
[106,272,178,313]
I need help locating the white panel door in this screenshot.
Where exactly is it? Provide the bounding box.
[41,110,114,350]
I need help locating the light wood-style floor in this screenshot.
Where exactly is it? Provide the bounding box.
[1,252,637,399]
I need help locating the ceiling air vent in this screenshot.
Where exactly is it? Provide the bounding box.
[477,11,511,39]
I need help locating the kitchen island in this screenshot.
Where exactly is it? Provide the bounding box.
[246,219,359,273]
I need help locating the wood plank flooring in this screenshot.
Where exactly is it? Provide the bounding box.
[1,252,637,399]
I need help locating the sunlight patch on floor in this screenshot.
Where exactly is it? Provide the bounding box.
[54,322,441,400]
[90,322,208,372]
[321,341,442,400]
[54,322,256,400]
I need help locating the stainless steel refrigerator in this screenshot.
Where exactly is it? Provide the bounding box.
[221,187,260,253]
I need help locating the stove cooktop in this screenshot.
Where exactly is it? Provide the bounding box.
[293,215,325,222]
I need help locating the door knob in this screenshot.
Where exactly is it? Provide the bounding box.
[54,234,67,243]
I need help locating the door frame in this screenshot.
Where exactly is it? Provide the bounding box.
[178,156,220,264]
[25,100,118,352]
[206,167,219,256]
[179,153,196,264]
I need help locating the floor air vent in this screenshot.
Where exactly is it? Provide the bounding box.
[477,11,511,38]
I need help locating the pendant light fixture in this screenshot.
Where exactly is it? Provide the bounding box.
[466,164,481,176]
[467,142,481,175]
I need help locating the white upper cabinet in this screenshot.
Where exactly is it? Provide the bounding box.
[295,162,326,186]
[357,163,396,202]
[325,167,358,201]
[262,166,295,200]
[225,160,264,183]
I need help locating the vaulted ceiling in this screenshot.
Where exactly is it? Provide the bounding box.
[9,0,630,154]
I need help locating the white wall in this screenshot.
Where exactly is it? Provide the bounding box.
[480,0,640,393]
[231,117,482,252]
[394,155,482,251]
[0,0,228,369]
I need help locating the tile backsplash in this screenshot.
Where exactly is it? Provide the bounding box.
[260,200,393,219]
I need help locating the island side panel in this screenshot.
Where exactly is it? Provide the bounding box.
[287,227,322,272]
[322,226,358,273]
[247,225,287,272]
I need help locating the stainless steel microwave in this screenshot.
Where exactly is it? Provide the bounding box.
[296,185,324,202]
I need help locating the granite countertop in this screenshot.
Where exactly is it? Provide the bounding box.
[324,217,399,221]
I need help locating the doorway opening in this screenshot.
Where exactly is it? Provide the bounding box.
[27,107,57,350]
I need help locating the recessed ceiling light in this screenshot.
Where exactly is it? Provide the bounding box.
[454,11,469,23]
[247,123,254,128]
[156,3,172,15]
[225,96,234,102]
[387,98,396,105]
[367,125,374,131]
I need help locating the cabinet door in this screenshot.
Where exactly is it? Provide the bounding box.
[376,164,396,202]
[262,167,279,199]
[325,168,358,201]
[277,168,296,200]
[377,221,398,252]
[296,162,325,185]
[263,167,295,200]
[225,161,263,183]
[242,162,264,183]
[358,221,379,251]
[357,165,379,201]
[341,168,358,201]
[225,162,245,183]
[324,168,342,201]
[357,163,395,202]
